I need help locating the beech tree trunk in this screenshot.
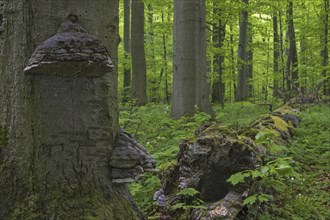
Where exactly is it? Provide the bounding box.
[0,1,141,219]
[131,0,148,106]
[235,0,249,101]
[273,15,280,97]
[172,0,214,119]
[211,3,226,108]
[286,0,299,92]
[123,0,131,102]
[322,0,329,95]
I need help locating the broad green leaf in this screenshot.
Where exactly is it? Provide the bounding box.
[227,172,251,185]
[243,195,257,206]
[176,188,200,197]
[257,193,273,203]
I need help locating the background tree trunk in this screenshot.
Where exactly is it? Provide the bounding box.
[322,0,329,95]
[172,0,214,119]
[0,1,141,219]
[123,0,131,102]
[286,0,299,92]
[211,3,226,108]
[235,0,249,101]
[273,15,280,97]
[131,0,148,106]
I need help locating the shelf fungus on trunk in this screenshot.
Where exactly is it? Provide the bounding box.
[110,129,156,184]
[23,15,113,77]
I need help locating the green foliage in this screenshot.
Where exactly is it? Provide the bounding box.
[227,130,298,218]
[243,193,273,206]
[171,188,206,211]
[228,104,330,219]
[176,187,200,197]
[120,102,271,215]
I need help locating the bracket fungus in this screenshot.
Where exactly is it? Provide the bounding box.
[23,15,113,77]
[110,129,156,184]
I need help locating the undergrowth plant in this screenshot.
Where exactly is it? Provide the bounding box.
[228,104,330,219]
[227,131,298,218]
[118,102,276,215]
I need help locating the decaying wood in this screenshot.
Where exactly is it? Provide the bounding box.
[160,104,301,219]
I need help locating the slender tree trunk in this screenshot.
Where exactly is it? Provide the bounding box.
[162,11,170,104]
[147,4,158,102]
[123,0,131,102]
[0,1,142,219]
[131,0,148,106]
[247,24,253,98]
[286,0,299,92]
[322,0,329,95]
[230,20,235,103]
[279,10,286,94]
[235,0,249,101]
[172,0,214,119]
[211,3,226,108]
[273,15,280,97]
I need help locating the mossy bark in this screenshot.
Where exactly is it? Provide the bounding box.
[0,1,140,219]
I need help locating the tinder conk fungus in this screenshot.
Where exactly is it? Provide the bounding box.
[24,14,113,76]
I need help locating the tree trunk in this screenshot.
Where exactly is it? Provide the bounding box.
[162,11,170,104]
[279,10,286,94]
[147,4,158,103]
[322,0,329,95]
[123,0,131,102]
[211,4,226,108]
[247,24,253,98]
[273,15,280,97]
[172,0,214,119]
[0,1,143,219]
[235,0,249,101]
[286,0,299,92]
[131,0,148,106]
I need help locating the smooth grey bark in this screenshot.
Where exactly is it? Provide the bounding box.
[229,19,235,103]
[131,0,148,106]
[0,1,141,219]
[162,11,170,104]
[211,3,226,108]
[172,0,214,119]
[235,0,249,101]
[273,15,280,97]
[123,0,131,101]
[247,24,253,98]
[322,0,329,95]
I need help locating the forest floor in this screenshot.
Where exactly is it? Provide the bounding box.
[119,101,330,219]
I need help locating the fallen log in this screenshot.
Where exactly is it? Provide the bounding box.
[159,104,301,219]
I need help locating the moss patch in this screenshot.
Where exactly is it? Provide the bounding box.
[7,187,138,220]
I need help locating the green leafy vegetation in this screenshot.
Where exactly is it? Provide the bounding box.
[120,102,271,213]
[228,104,330,219]
[121,103,329,219]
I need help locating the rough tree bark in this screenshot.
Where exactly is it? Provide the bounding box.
[235,0,249,101]
[131,0,148,106]
[0,1,148,219]
[172,0,214,119]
